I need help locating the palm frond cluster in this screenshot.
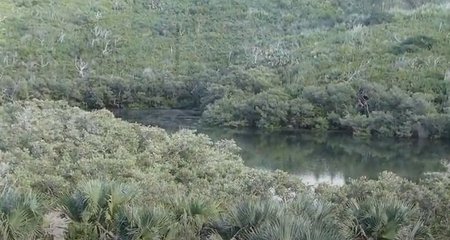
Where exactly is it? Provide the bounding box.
[208,196,343,240]
[0,181,442,240]
[0,188,42,239]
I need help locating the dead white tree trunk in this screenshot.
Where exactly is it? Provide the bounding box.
[75,58,89,78]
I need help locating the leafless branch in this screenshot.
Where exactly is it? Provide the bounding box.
[75,58,88,78]
[102,40,110,55]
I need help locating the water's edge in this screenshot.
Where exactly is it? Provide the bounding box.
[113,109,449,186]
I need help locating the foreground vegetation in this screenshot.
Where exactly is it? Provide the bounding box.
[1,0,450,137]
[0,100,448,239]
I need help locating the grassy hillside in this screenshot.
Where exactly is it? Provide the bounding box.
[0,100,448,239]
[1,0,450,137]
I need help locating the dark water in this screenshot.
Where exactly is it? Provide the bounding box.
[113,109,449,186]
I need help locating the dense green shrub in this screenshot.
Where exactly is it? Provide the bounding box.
[1,0,450,137]
[0,100,304,201]
[0,100,448,239]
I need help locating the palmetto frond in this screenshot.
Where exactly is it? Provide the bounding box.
[396,220,434,240]
[243,215,306,240]
[246,216,343,240]
[227,200,282,229]
[210,200,283,239]
[169,196,220,238]
[345,197,418,240]
[61,191,88,222]
[211,197,345,240]
[288,194,336,223]
[0,187,42,240]
[120,206,173,240]
[172,196,219,219]
[61,180,139,239]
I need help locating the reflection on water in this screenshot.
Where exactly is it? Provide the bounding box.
[203,128,447,185]
[113,109,449,186]
[300,172,345,186]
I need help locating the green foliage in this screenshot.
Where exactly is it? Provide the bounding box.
[0,99,304,202]
[210,196,344,240]
[317,169,450,239]
[419,164,450,239]
[345,197,425,240]
[0,187,42,240]
[62,180,139,239]
[391,35,436,55]
[1,0,450,137]
[169,196,220,239]
[0,101,448,239]
[119,206,172,240]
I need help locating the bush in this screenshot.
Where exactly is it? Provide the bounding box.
[0,100,448,239]
[391,35,436,55]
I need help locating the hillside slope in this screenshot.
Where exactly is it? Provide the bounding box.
[1,0,450,137]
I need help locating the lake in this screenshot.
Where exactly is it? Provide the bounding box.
[113,109,449,186]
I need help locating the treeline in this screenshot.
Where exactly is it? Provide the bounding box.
[1,0,450,137]
[0,100,448,239]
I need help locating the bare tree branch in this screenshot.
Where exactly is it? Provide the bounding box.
[75,58,89,78]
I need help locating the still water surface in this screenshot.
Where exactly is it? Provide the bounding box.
[113,109,449,186]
